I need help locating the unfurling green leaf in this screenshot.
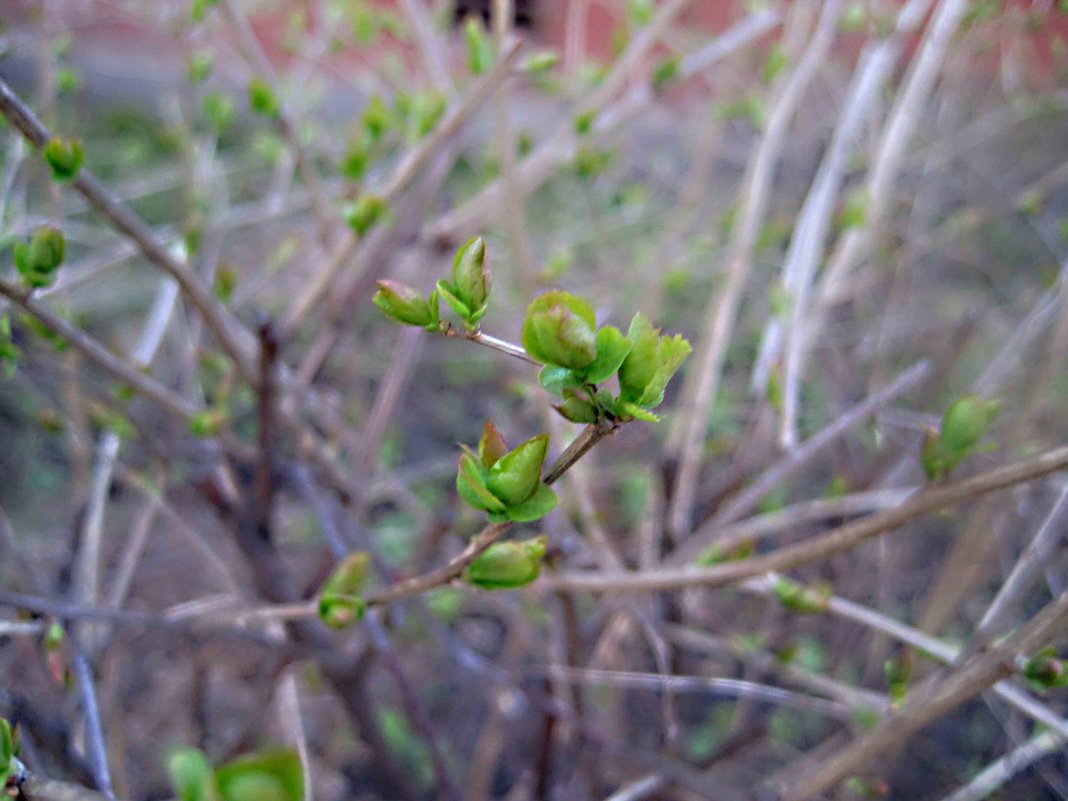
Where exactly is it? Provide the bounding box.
[585,324,632,384]
[14,226,65,288]
[456,428,558,522]
[344,194,388,236]
[373,280,435,327]
[618,312,692,411]
[464,536,548,589]
[521,291,597,370]
[42,137,84,182]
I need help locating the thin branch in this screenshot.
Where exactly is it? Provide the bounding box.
[665,0,842,540]
[706,359,930,527]
[281,37,523,335]
[938,730,1065,801]
[543,419,619,487]
[70,654,114,800]
[541,443,1068,593]
[777,589,1068,801]
[18,777,113,801]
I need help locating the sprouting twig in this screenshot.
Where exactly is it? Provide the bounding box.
[0,77,257,383]
[439,325,538,365]
[706,360,930,527]
[281,37,523,335]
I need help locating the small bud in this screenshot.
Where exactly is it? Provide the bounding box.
[340,135,371,181]
[452,236,489,315]
[188,51,214,83]
[248,77,279,118]
[362,95,392,141]
[344,194,388,236]
[1023,648,1068,691]
[651,56,679,92]
[485,434,549,507]
[14,226,65,288]
[42,137,84,182]
[940,396,1000,458]
[463,16,493,75]
[190,407,227,438]
[203,92,236,133]
[772,576,831,614]
[521,291,597,370]
[522,51,559,73]
[372,280,434,327]
[464,536,548,590]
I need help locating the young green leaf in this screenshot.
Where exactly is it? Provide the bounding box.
[485,434,549,507]
[504,483,559,522]
[584,324,632,384]
[451,236,489,316]
[521,291,597,370]
[457,453,508,514]
[538,365,584,396]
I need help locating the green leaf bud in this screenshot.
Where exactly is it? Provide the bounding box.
[321,552,370,597]
[372,280,435,327]
[42,137,84,182]
[168,748,216,801]
[318,593,366,628]
[478,420,508,470]
[190,407,227,438]
[463,16,494,75]
[340,134,371,181]
[362,95,392,141]
[189,51,214,83]
[14,226,65,288]
[464,536,548,589]
[553,393,599,424]
[521,291,597,370]
[772,576,831,614]
[521,51,559,73]
[485,433,549,507]
[1023,647,1068,691]
[651,56,679,92]
[215,750,303,801]
[452,236,489,315]
[939,395,1000,458]
[344,195,388,236]
[248,77,279,118]
[203,92,236,134]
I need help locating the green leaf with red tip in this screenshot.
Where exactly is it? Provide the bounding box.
[373,280,435,327]
[478,421,508,469]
